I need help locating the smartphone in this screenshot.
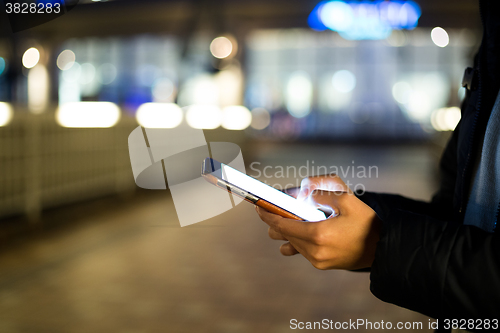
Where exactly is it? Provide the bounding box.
[201,158,327,221]
[282,186,300,199]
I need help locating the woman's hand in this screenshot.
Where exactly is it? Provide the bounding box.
[258,176,381,270]
[296,174,352,200]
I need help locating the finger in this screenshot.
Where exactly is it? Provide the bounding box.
[285,236,325,264]
[310,174,351,193]
[297,175,351,200]
[283,187,300,199]
[268,227,288,241]
[280,242,299,256]
[310,190,354,217]
[296,177,318,200]
[271,226,327,264]
[257,207,314,240]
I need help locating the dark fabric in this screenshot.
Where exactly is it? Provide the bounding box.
[369,206,500,319]
[362,0,500,326]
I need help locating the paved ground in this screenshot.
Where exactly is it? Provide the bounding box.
[0,142,441,332]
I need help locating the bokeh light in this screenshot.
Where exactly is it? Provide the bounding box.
[0,57,6,76]
[406,91,431,120]
[136,103,183,128]
[56,50,76,70]
[386,30,408,47]
[62,62,82,82]
[0,102,13,127]
[307,1,328,31]
[97,63,117,85]
[215,64,243,107]
[178,75,220,106]
[186,105,222,129]
[137,64,161,87]
[286,71,313,118]
[320,1,354,32]
[392,81,412,104]
[222,106,252,130]
[28,65,49,113]
[79,63,96,84]
[251,108,271,130]
[22,48,40,69]
[332,70,356,93]
[431,27,449,47]
[152,78,176,103]
[210,37,233,59]
[56,102,121,128]
[393,73,450,122]
[431,107,461,131]
[397,1,421,29]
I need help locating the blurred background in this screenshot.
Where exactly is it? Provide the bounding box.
[0,0,481,332]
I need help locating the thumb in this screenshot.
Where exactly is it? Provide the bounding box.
[297,175,352,201]
[308,190,353,218]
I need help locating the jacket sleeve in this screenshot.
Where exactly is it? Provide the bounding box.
[357,191,439,221]
[370,208,500,322]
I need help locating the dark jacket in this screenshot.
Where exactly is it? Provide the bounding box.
[359,0,500,325]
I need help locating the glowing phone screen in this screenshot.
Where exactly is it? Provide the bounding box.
[220,163,326,221]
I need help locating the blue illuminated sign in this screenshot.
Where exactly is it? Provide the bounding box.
[308,1,421,40]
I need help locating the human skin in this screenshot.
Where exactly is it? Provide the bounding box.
[257,175,382,270]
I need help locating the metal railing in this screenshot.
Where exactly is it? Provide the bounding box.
[0,107,137,221]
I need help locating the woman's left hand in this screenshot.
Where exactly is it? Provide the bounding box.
[257,189,381,270]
